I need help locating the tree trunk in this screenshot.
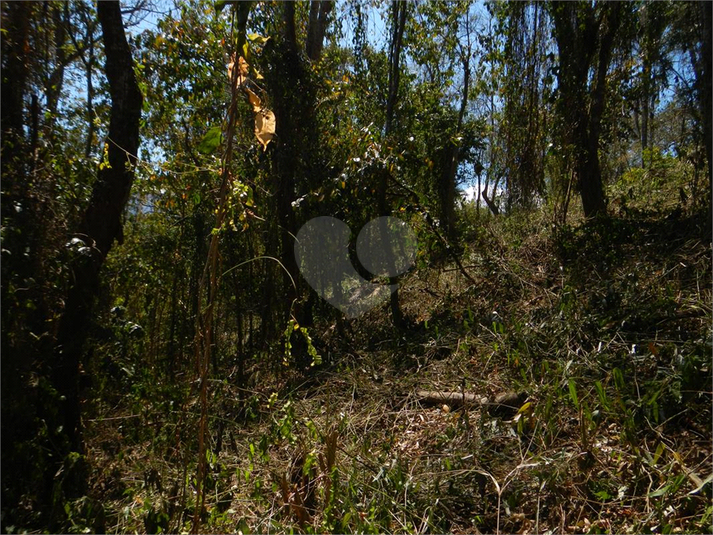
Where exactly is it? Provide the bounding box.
[440,47,470,241]
[1,1,33,181]
[83,26,96,159]
[384,1,407,137]
[306,1,333,62]
[283,2,298,53]
[585,2,621,216]
[269,3,303,316]
[482,185,500,216]
[53,0,142,452]
[379,0,408,329]
[268,1,334,330]
[695,2,712,219]
[641,68,650,166]
[552,1,620,219]
[44,3,68,124]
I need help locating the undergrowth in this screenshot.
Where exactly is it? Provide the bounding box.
[62,196,712,535]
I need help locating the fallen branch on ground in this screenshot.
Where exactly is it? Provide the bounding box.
[416,390,527,417]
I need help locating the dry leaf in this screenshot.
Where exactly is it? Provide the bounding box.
[228,54,250,88]
[255,109,276,150]
[244,87,262,112]
[237,56,249,87]
[238,56,249,77]
[228,53,236,86]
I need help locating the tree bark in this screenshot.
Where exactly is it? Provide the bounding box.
[552,1,620,219]
[53,0,142,451]
[44,2,69,124]
[268,1,335,331]
[1,1,33,180]
[378,1,408,329]
[306,1,333,62]
[284,1,298,53]
[482,185,500,216]
[440,44,470,241]
[579,3,621,218]
[695,2,712,220]
[384,1,407,137]
[269,3,303,315]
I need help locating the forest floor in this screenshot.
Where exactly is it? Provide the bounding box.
[84,204,712,534]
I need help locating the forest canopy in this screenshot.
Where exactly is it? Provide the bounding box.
[1,1,711,533]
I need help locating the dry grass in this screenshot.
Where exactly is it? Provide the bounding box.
[82,201,712,534]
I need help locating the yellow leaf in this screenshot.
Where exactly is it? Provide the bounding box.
[244,87,262,112]
[228,53,238,88]
[247,33,270,46]
[255,109,276,151]
[238,56,249,77]
[229,54,250,88]
[516,401,533,415]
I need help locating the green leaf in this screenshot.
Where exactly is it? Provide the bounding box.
[612,367,624,390]
[197,126,222,155]
[648,484,671,497]
[593,489,611,501]
[568,379,579,409]
[652,442,665,465]
[594,380,607,408]
[247,33,270,46]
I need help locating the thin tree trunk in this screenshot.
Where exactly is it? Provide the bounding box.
[482,184,500,216]
[696,2,712,220]
[1,1,33,177]
[45,3,68,123]
[264,2,304,322]
[167,265,179,381]
[379,0,408,329]
[284,2,297,53]
[306,1,333,62]
[476,172,482,216]
[84,40,96,159]
[441,43,470,241]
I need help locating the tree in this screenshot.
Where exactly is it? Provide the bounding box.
[379,0,408,328]
[53,0,142,452]
[685,2,712,214]
[263,1,334,332]
[633,1,671,168]
[551,1,624,218]
[500,1,551,210]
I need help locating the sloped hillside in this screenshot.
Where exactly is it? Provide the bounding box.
[84,205,712,534]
